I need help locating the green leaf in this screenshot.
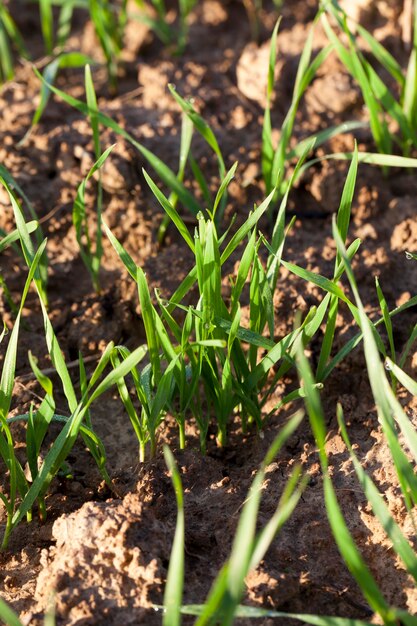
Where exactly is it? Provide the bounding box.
[163,447,184,626]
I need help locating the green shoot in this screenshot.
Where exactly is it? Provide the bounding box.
[73,145,115,292]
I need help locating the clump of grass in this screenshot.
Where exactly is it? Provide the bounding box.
[103,148,344,459]
[39,0,127,88]
[321,0,417,157]
[279,145,417,385]
[293,216,417,625]
[0,272,146,549]
[0,198,148,547]
[88,0,128,90]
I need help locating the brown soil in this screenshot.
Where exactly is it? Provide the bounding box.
[1,0,417,624]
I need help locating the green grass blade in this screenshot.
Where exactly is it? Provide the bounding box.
[163,447,185,626]
[220,189,275,264]
[338,405,417,583]
[212,161,238,221]
[137,267,161,383]
[356,23,404,87]
[297,345,393,622]
[195,411,304,626]
[336,144,358,258]
[143,169,195,252]
[168,84,226,180]
[0,221,38,253]
[280,260,352,305]
[39,0,54,53]
[262,18,281,190]
[289,121,368,160]
[375,278,395,362]
[0,598,23,626]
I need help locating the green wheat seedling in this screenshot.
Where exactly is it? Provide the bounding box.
[72,68,113,292]
[293,219,417,625]
[104,161,334,455]
[0,195,146,546]
[110,339,177,462]
[262,15,368,199]
[164,416,386,625]
[0,1,26,83]
[0,249,146,547]
[167,84,228,223]
[279,146,417,386]
[297,335,417,626]
[132,0,197,54]
[263,12,417,199]
[321,0,417,156]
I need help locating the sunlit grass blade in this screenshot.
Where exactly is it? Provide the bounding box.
[289,121,368,160]
[267,141,315,291]
[11,343,146,532]
[356,23,404,87]
[159,112,194,244]
[168,83,225,176]
[39,0,54,54]
[163,447,184,626]
[280,259,353,306]
[103,220,138,280]
[317,147,358,380]
[220,188,275,263]
[212,161,238,222]
[297,343,394,623]
[399,322,417,368]
[262,18,281,191]
[143,169,195,252]
[0,598,23,626]
[137,266,161,384]
[375,278,395,362]
[73,145,115,291]
[0,221,38,253]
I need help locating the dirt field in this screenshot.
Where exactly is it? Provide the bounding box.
[1,1,417,624]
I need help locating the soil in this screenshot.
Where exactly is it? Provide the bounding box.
[1,0,417,624]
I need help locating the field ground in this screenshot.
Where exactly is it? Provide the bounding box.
[1,1,417,624]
